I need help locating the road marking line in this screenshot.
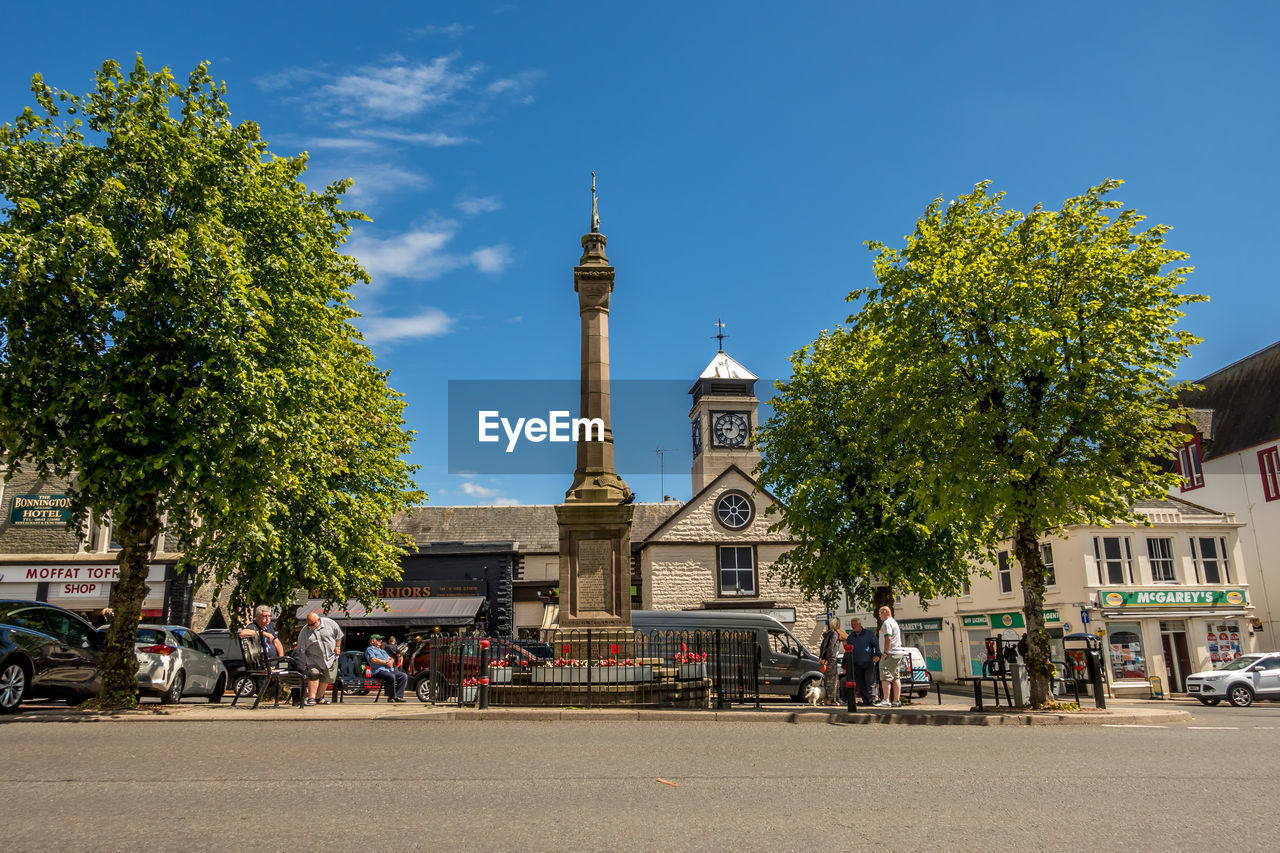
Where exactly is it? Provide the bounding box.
[1102,724,1166,728]
[1187,726,1238,730]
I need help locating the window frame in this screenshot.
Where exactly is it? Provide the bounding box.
[1040,544,1057,588]
[1259,446,1280,502]
[713,490,755,531]
[1176,436,1205,491]
[1190,536,1231,585]
[717,545,757,597]
[997,550,1013,595]
[1146,537,1177,584]
[1094,536,1134,585]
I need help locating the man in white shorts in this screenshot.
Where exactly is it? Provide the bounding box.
[875,605,905,708]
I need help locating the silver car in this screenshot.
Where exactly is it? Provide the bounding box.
[135,624,228,704]
[1186,652,1280,708]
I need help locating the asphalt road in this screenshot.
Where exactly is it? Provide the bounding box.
[3,715,1279,852]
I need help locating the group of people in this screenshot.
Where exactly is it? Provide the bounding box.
[817,605,909,708]
[237,606,408,704]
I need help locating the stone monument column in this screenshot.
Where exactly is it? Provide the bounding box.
[556,173,635,628]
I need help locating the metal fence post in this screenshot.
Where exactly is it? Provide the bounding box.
[478,638,490,710]
[844,642,857,713]
[586,629,593,710]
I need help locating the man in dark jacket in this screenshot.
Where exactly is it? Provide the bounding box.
[846,618,879,705]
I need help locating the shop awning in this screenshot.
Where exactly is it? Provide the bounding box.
[297,596,486,627]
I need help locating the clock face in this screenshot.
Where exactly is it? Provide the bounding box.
[712,412,749,447]
[692,419,702,457]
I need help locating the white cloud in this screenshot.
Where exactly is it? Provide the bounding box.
[360,129,470,147]
[255,66,325,92]
[303,137,383,151]
[327,164,432,204]
[356,309,455,346]
[346,225,511,282]
[456,195,502,215]
[460,482,498,497]
[411,23,471,39]
[493,497,521,506]
[322,55,479,118]
[486,70,543,98]
[470,245,512,273]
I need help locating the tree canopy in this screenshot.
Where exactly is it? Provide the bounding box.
[758,179,1201,704]
[0,57,423,706]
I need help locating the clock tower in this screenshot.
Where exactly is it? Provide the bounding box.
[689,348,762,492]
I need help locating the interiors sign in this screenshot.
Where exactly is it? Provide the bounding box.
[1102,589,1247,608]
[9,494,72,527]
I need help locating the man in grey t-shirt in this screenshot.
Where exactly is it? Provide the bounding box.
[297,610,344,706]
[876,605,905,708]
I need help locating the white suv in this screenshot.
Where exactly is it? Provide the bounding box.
[1186,653,1280,707]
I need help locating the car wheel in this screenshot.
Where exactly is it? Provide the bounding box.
[233,675,257,697]
[1228,684,1254,708]
[414,675,432,703]
[794,676,820,703]
[1197,697,1221,706]
[208,674,226,703]
[160,671,185,705]
[0,661,27,714]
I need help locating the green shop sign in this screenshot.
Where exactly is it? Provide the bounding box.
[989,611,1025,629]
[9,494,72,527]
[1100,589,1247,608]
[961,615,989,627]
[899,619,943,632]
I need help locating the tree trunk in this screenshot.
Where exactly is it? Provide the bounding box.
[1013,519,1053,706]
[872,585,893,628]
[98,505,162,708]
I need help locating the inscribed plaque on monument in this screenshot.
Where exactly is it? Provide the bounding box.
[576,538,613,611]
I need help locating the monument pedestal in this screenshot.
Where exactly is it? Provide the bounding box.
[555,502,634,628]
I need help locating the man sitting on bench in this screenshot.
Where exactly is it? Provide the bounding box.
[366,635,407,702]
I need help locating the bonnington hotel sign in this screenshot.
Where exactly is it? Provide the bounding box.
[8,494,73,526]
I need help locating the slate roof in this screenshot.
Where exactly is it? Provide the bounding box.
[1179,340,1280,459]
[391,502,684,552]
[1133,495,1229,518]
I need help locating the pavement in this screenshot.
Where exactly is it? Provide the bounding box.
[5,690,1194,726]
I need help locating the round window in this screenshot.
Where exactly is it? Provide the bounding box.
[715,491,754,530]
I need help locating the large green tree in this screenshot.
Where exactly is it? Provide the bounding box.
[760,180,1201,705]
[0,58,423,708]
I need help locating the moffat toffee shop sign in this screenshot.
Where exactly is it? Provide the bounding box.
[9,494,73,527]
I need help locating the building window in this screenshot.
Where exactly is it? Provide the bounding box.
[1176,437,1205,491]
[1147,538,1177,583]
[1107,622,1148,680]
[1094,536,1133,585]
[718,546,756,596]
[1190,536,1231,584]
[714,491,754,530]
[1260,446,1280,502]
[960,574,971,597]
[997,551,1013,594]
[1040,544,1056,587]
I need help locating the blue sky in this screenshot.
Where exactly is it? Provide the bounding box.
[3,2,1277,507]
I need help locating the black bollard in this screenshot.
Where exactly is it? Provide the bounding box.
[844,642,857,712]
[1087,649,1106,710]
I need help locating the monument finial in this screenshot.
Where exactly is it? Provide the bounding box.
[712,318,729,353]
[590,170,600,233]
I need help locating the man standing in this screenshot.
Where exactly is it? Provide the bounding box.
[846,617,879,705]
[818,617,845,706]
[366,635,407,702]
[238,605,284,659]
[297,610,344,706]
[875,605,905,708]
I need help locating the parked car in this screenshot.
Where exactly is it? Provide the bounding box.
[198,629,248,693]
[896,646,932,700]
[0,600,104,712]
[135,624,227,704]
[1186,652,1280,707]
[407,637,543,703]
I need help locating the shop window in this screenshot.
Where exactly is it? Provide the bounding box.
[1040,544,1056,587]
[1094,536,1133,585]
[1190,537,1231,584]
[1107,623,1147,680]
[1176,437,1204,491]
[997,551,1013,594]
[718,546,756,597]
[1206,621,1243,664]
[967,631,990,677]
[1259,446,1280,502]
[1146,538,1177,583]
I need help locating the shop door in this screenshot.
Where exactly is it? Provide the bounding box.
[1161,630,1192,692]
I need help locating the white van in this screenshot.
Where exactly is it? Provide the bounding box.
[631,610,824,702]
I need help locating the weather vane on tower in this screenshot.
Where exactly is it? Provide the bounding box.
[712,318,729,353]
[590,170,600,234]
